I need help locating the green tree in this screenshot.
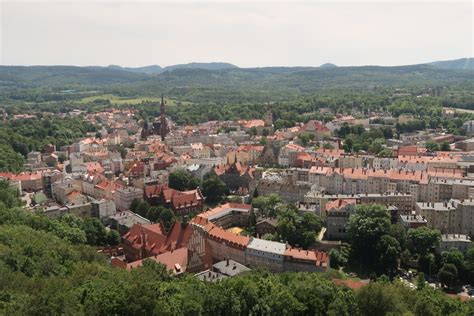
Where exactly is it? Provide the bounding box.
[438,263,458,288]
[82,218,108,246]
[376,235,401,276]
[146,206,166,222]
[106,230,121,246]
[136,200,150,217]
[129,198,141,213]
[202,173,228,204]
[416,273,426,291]
[356,282,406,316]
[277,205,322,249]
[169,169,199,191]
[440,141,451,151]
[252,194,282,217]
[407,227,441,256]
[348,204,391,268]
[159,208,176,231]
[425,140,440,152]
[389,224,407,250]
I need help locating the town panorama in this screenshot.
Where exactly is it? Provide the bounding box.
[1,1,474,314]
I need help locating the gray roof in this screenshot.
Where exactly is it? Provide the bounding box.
[109,211,151,227]
[195,270,227,282]
[247,238,286,255]
[441,234,471,242]
[213,259,251,277]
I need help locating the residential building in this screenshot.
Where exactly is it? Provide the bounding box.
[325,199,357,240]
[400,213,428,229]
[114,187,144,211]
[438,234,472,254]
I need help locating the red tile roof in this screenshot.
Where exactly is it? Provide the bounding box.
[0,171,43,181]
[325,199,357,212]
[301,120,330,133]
[284,247,328,267]
[145,184,203,210]
[126,247,188,274]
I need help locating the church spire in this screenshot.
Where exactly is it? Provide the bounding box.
[160,94,169,141]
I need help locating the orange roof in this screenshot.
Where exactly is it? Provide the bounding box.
[315,148,345,158]
[145,184,202,210]
[197,203,252,220]
[309,166,465,183]
[397,155,460,164]
[237,145,265,152]
[301,120,330,133]
[126,247,188,274]
[65,190,81,200]
[0,171,43,181]
[123,222,193,256]
[284,248,328,267]
[284,143,305,151]
[86,162,104,174]
[191,216,250,249]
[398,146,426,157]
[207,224,250,248]
[325,199,357,211]
[239,119,265,129]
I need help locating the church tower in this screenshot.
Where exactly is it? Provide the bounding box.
[159,94,169,141]
[141,119,149,140]
[264,102,273,127]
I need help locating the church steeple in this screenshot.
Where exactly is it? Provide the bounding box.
[141,118,149,140]
[160,94,169,141]
[264,100,273,127]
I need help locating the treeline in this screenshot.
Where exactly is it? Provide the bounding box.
[0,116,96,172]
[251,194,323,249]
[328,204,474,291]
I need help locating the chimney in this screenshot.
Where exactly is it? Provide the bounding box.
[226,258,229,266]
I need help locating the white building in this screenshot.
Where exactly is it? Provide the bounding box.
[114,187,143,212]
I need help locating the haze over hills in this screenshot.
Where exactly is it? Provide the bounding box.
[106,62,238,74]
[103,58,472,74]
[428,58,474,70]
[0,58,471,92]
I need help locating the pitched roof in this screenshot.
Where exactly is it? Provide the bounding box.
[126,247,188,275]
[284,247,329,267]
[197,203,252,221]
[301,120,330,133]
[325,198,357,211]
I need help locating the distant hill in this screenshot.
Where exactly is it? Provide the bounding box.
[0,58,471,91]
[107,65,162,74]
[104,62,238,74]
[320,63,337,68]
[162,62,238,73]
[429,58,474,70]
[0,65,148,88]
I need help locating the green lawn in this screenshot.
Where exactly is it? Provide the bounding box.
[76,94,191,106]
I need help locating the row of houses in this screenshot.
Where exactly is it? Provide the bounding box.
[115,203,329,274]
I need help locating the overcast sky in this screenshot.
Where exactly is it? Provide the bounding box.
[1,0,472,67]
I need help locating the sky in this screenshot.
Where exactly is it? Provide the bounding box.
[1,0,473,67]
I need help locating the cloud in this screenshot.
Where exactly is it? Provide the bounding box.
[1,1,472,67]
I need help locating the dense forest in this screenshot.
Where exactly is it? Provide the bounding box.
[0,117,97,172]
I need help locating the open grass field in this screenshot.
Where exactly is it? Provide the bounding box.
[76,94,192,106]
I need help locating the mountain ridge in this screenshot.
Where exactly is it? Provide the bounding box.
[0,58,471,91]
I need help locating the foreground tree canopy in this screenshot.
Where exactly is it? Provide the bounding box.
[0,183,472,315]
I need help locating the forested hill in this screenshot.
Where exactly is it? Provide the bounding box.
[0,59,472,92]
[429,58,474,70]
